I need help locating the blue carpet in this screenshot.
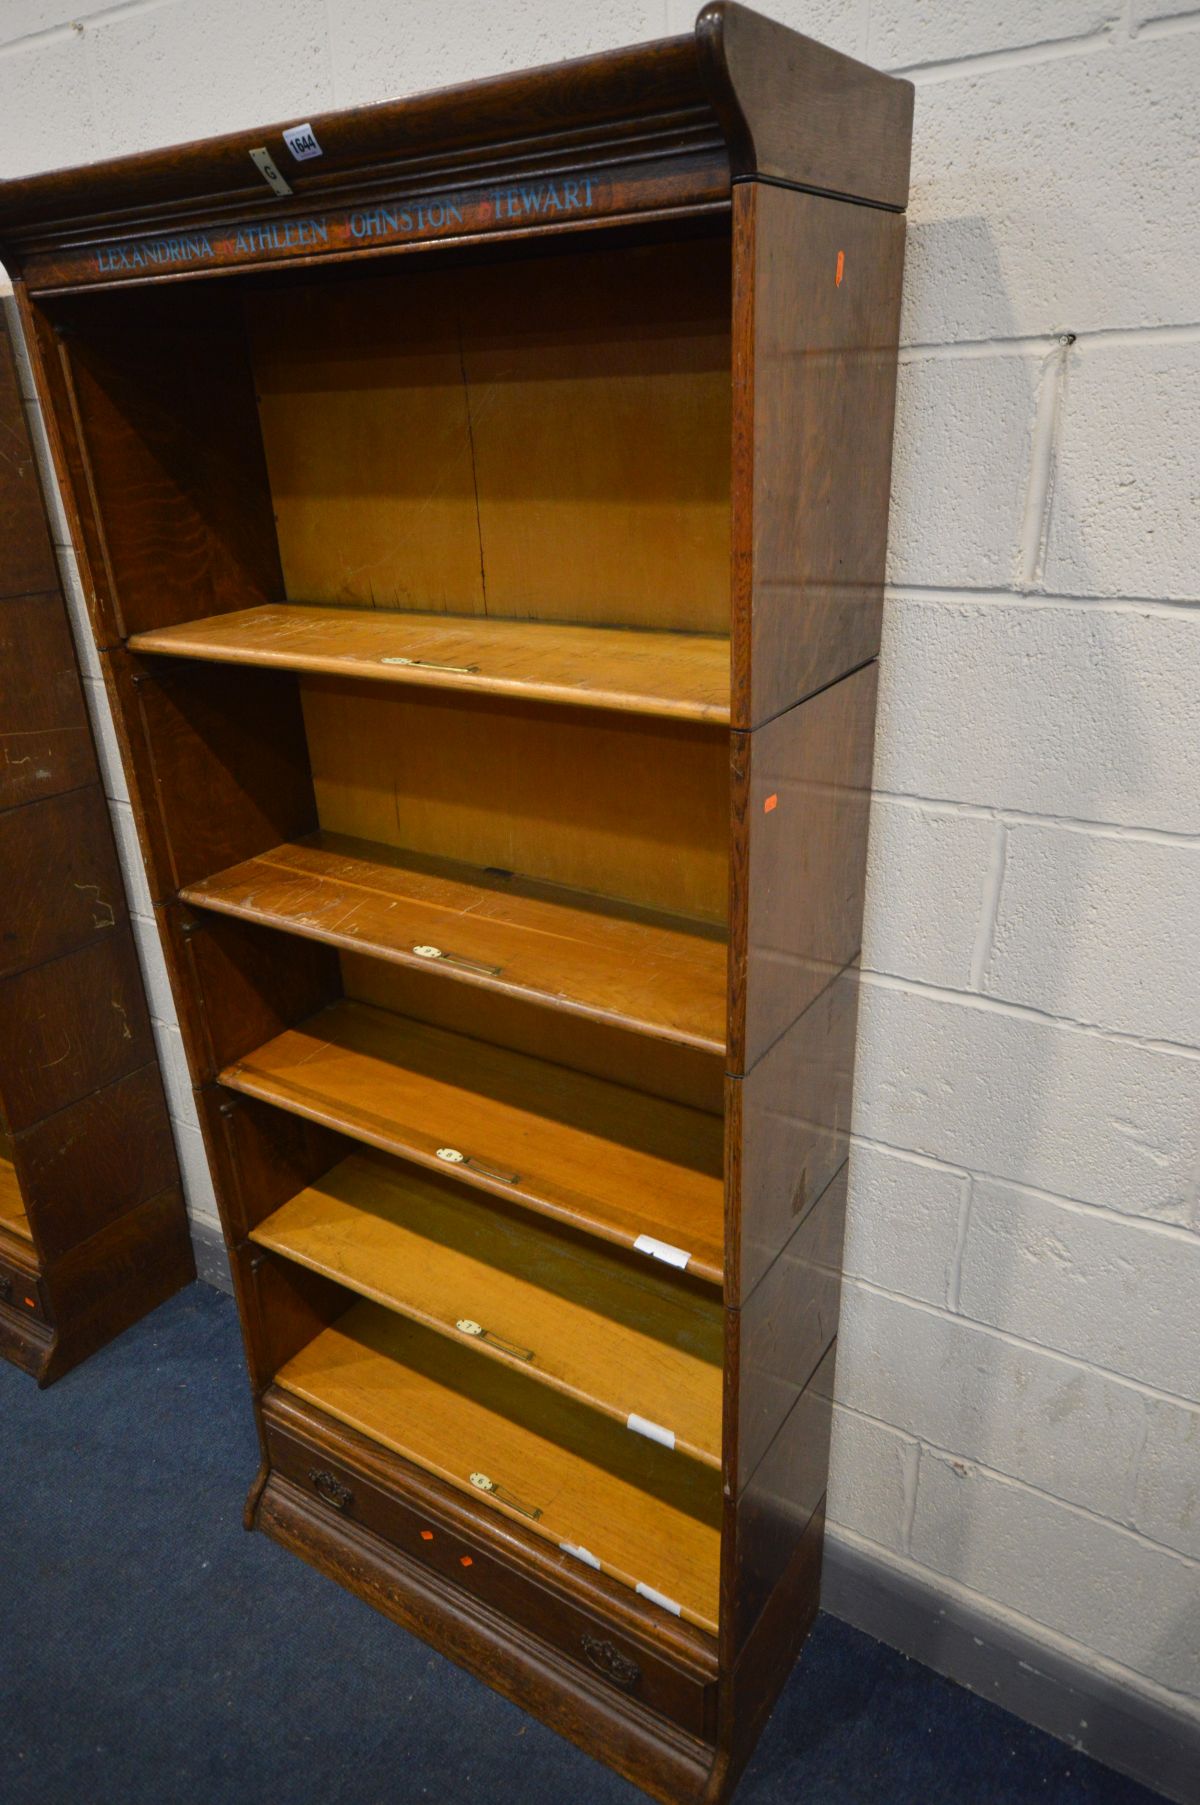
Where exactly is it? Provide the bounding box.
[0,1285,1166,1805]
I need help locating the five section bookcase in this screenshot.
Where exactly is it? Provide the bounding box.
[0,6,912,1797]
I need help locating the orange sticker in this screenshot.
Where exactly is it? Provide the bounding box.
[460,1555,474,1568]
[420,1529,434,1542]
[835,250,845,286]
[23,1297,35,1310]
[764,794,778,813]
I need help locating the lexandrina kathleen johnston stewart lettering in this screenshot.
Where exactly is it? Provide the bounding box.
[92,177,597,274]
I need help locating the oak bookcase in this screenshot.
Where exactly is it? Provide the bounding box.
[0,313,192,1384]
[0,6,911,1794]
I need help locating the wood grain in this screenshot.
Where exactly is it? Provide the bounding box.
[0,319,57,599]
[0,1151,31,1241]
[729,183,906,728]
[182,833,727,1055]
[1,0,912,1775]
[0,783,126,979]
[729,1163,845,1491]
[53,283,283,640]
[728,665,875,1077]
[726,967,858,1304]
[263,1392,718,1725]
[221,998,725,1286]
[0,927,153,1133]
[259,1398,720,1803]
[276,1300,722,1632]
[697,2,913,205]
[130,605,731,724]
[302,681,729,925]
[248,242,730,633]
[0,593,97,811]
[10,1062,177,1263]
[253,1150,723,1464]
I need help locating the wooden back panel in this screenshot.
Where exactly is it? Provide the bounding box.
[302,679,730,925]
[249,236,731,632]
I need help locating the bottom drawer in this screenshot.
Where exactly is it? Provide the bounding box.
[263,1393,717,1740]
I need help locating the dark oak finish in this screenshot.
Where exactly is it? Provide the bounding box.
[0,593,97,809]
[727,965,859,1304]
[731,184,906,728]
[728,662,876,1076]
[0,316,192,1382]
[0,322,57,597]
[0,781,126,978]
[0,3,909,1788]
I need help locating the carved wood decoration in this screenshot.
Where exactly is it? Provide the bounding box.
[0,5,911,1793]
[0,315,193,1385]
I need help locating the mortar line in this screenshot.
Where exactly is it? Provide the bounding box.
[871,791,1200,849]
[1019,336,1072,587]
[901,1439,921,1554]
[1118,1399,1153,1524]
[968,820,1009,990]
[828,1525,1200,1715]
[844,1274,1200,1412]
[849,1131,1200,1244]
[859,968,1200,1059]
[1139,8,1200,36]
[891,25,1115,82]
[946,1174,974,1311]
[0,0,170,57]
[833,1413,1200,1582]
[900,322,1200,358]
[885,584,1200,613]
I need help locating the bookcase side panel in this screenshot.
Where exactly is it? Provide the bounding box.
[730,181,905,731]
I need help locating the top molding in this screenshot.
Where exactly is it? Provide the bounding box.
[0,3,912,295]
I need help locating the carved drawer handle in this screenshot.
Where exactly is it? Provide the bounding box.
[309,1468,354,1512]
[580,1635,641,1691]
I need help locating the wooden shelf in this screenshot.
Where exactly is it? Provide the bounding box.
[183,833,726,1056]
[221,999,725,1287]
[276,1299,721,1632]
[128,605,732,724]
[253,1150,723,1466]
[0,1154,32,1243]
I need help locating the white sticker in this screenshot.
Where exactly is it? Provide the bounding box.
[636,1582,682,1617]
[632,1234,691,1271]
[627,1414,676,1451]
[283,122,323,162]
[559,1541,601,1570]
[248,147,291,197]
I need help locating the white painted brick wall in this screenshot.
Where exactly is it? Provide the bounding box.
[836,1284,1150,1520]
[855,983,1199,1227]
[983,823,1200,1042]
[911,1454,1200,1697]
[0,0,1196,1749]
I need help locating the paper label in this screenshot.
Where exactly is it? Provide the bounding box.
[559,1542,601,1570]
[284,122,323,161]
[636,1582,682,1617]
[627,1414,676,1450]
[633,1234,690,1271]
